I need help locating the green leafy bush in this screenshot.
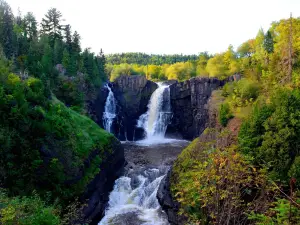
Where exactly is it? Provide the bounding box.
[0,58,114,202]
[239,88,300,186]
[248,198,300,225]
[0,191,61,225]
[219,103,233,126]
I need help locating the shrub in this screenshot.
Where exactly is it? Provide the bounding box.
[0,191,61,225]
[172,142,270,224]
[219,103,233,126]
[239,88,300,186]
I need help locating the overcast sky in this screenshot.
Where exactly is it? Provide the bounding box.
[8,0,300,55]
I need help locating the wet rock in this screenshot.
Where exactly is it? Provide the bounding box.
[157,170,187,225]
[112,75,158,141]
[82,138,126,224]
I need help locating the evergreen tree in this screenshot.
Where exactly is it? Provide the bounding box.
[96,48,107,81]
[53,39,64,65]
[263,30,274,54]
[41,43,53,75]
[0,1,14,58]
[62,48,70,71]
[41,8,63,47]
[64,24,72,53]
[23,12,37,41]
[72,31,81,54]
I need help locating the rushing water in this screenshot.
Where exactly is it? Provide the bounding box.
[99,141,189,225]
[103,84,117,133]
[99,82,188,225]
[99,167,169,225]
[137,83,172,143]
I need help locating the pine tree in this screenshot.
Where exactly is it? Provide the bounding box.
[96,48,107,81]
[41,8,63,47]
[72,31,81,54]
[23,12,37,41]
[62,48,70,71]
[41,43,53,75]
[0,1,14,58]
[263,30,274,54]
[64,24,72,53]
[53,39,64,65]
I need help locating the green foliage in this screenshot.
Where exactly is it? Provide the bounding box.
[0,190,61,225]
[0,58,113,203]
[248,198,300,225]
[239,88,300,185]
[106,52,203,65]
[219,103,233,126]
[172,139,269,224]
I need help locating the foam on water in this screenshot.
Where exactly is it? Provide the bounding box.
[99,168,169,225]
[103,84,117,133]
[137,83,172,143]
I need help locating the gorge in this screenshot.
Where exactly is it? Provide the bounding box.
[95,75,240,224]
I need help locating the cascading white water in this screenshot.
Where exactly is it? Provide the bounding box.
[99,168,169,225]
[103,84,117,133]
[137,83,172,142]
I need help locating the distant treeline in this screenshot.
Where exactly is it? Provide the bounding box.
[105,52,210,65]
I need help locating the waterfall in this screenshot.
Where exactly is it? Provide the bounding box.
[137,83,172,141]
[103,84,117,133]
[99,168,169,225]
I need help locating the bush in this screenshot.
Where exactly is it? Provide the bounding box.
[171,141,269,224]
[239,88,300,186]
[0,68,113,202]
[225,79,260,108]
[0,191,61,225]
[219,103,233,126]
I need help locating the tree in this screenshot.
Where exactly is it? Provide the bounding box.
[23,12,37,41]
[263,30,274,54]
[41,8,63,47]
[72,31,81,54]
[53,39,64,65]
[64,24,72,53]
[0,1,14,58]
[41,42,53,75]
[62,48,70,70]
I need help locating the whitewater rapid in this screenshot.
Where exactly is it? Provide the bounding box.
[99,167,169,225]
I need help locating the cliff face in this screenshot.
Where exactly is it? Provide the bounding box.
[93,75,240,141]
[157,87,242,225]
[82,138,125,224]
[112,75,157,141]
[167,75,240,140]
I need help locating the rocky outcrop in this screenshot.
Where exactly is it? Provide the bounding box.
[82,138,125,224]
[92,85,109,128]
[167,75,241,140]
[157,170,186,225]
[111,75,157,141]
[93,75,240,141]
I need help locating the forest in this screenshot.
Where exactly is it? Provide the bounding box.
[0,0,300,224]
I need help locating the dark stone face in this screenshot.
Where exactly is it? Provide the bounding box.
[111,75,158,141]
[93,75,240,141]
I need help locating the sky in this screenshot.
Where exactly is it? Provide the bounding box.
[8,0,300,55]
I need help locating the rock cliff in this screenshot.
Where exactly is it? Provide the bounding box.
[167,75,240,139]
[83,138,125,224]
[93,75,240,141]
